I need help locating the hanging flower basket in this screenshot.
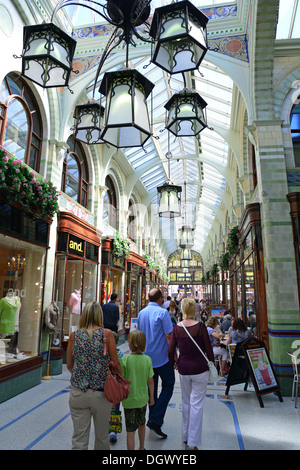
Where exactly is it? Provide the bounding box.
[0,147,59,219]
[225,226,240,255]
[145,254,155,271]
[219,252,230,271]
[211,263,218,277]
[112,232,131,258]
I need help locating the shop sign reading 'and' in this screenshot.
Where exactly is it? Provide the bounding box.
[68,236,84,255]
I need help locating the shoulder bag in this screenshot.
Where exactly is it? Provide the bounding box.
[103,334,130,404]
[180,322,219,382]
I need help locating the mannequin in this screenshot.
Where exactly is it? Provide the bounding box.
[69,289,81,334]
[44,301,61,345]
[0,290,21,336]
[69,289,81,315]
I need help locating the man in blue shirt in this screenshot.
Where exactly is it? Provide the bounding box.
[137,288,175,438]
[102,293,120,333]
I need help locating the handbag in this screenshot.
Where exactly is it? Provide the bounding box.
[180,322,219,382]
[103,335,131,404]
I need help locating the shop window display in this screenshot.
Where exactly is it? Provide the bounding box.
[0,235,45,366]
[54,255,98,338]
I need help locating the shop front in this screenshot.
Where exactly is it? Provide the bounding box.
[54,212,100,345]
[287,192,300,307]
[101,237,126,331]
[125,252,146,330]
[0,199,50,403]
[228,203,268,348]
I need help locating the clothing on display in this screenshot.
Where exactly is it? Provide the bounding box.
[69,290,81,315]
[44,301,61,345]
[0,291,21,335]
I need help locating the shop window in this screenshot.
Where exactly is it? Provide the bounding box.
[103,175,117,229]
[0,234,46,366]
[0,72,42,172]
[61,137,89,208]
[290,99,300,167]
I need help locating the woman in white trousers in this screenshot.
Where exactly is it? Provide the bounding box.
[168,298,214,450]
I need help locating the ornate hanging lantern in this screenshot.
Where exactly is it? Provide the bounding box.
[73,102,104,145]
[157,181,182,218]
[149,0,209,75]
[180,248,192,261]
[165,91,208,137]
[21,23,76,88]
[179,224,194,249]
[99,69,154,148]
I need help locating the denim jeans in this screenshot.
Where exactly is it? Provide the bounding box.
[149,361,175,427]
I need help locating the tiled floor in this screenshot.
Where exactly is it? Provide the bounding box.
[0,340,299,451]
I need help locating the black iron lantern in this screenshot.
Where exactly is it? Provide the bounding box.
[21,23,76,88]
[179,224,194,248]
[181,259,190,268]
[150,0,209,75]
[165,91,208,137]
[180,248,192,261]
[73,102,104,145]
[157,181,182,218]
[99,69,154,148]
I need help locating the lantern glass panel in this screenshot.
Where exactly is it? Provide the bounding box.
[24,38,70,66]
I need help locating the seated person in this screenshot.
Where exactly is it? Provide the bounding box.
[220,312,232,333]
[226,318,251,346]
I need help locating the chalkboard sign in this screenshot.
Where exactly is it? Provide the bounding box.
[225,337,283,407]
[242,337,282,407]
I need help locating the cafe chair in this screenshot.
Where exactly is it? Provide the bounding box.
[287,352,300,408]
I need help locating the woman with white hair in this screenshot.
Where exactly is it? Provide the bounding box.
[168,298,214,450]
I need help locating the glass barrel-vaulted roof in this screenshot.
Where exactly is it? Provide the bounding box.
[56,0,230,27]
[71,0,234,255]
[276,0,300,39]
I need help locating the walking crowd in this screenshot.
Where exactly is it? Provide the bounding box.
[66,289,251,451]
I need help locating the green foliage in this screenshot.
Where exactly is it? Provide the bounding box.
[0,147,59,218]
[112,232,131,258]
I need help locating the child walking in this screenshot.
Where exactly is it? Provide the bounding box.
[120,329,154,450]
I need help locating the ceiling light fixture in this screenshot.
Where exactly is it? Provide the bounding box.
[16,0,210,149]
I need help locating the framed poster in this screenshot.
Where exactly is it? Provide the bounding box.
[129,316,138,333]
[242,337,282,404]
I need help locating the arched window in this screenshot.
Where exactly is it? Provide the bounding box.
[128,198,137,242]
[61,137,89,208]
[103,175,117,229]
[290,99,300,167]
[0,72,42,171]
